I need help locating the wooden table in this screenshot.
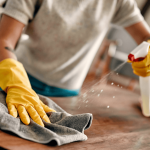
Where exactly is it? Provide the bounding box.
[0,83,150,150]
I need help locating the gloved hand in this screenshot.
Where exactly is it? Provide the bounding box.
[0,58,56,127]
[129,40,150,77]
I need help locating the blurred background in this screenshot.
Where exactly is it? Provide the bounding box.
[85,0,150,94]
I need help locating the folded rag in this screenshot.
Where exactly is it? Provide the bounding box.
[0,91,92,146]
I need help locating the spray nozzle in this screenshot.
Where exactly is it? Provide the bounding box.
[128,41,150,62]
[128,53,145,62]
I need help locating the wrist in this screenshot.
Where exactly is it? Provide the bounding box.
[144,36,150,43]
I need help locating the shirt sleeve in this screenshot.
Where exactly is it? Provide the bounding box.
[112,0,144,27]
[2,0,37,25]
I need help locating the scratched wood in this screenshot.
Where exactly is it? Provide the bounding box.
[0,83,150,150]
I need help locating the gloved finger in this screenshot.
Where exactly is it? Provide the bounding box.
[132,65,150,76]
[40,101,56,113]
[17,105,30,125]
[132,65,148,73]
[26,105,44,127]
[35,105,51,123]
[7,103,18,118]
[132,59,148,68]
[127,59,132,63]
[133,70,149,77]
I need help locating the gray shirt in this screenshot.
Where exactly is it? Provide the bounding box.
[3,0,144,90]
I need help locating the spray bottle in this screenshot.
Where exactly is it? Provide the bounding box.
[128,41,150,117]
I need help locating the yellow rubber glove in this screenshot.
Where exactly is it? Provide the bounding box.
[130,40,150,77]
[0,58,56,127]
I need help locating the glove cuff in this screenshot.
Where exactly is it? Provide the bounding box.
[0,58,31,92]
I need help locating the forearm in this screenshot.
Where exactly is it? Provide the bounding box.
[125,21,150,45]
[0,40,17,61]
[0,14,25,62]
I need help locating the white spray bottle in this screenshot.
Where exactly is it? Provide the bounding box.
[128,41,150,117]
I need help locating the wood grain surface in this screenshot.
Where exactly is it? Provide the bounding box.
[0,83,150,150]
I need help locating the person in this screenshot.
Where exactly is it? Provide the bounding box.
[0,0,150,127]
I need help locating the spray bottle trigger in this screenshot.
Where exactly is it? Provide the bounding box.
[128,41,150,62]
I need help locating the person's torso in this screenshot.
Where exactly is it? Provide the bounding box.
[16,0,118,89]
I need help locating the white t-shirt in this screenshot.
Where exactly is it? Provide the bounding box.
[3,0,144,90]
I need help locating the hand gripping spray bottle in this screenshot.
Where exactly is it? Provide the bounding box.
[128,41,150,117]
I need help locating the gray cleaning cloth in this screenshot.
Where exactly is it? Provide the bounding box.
[0,91,93,146]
